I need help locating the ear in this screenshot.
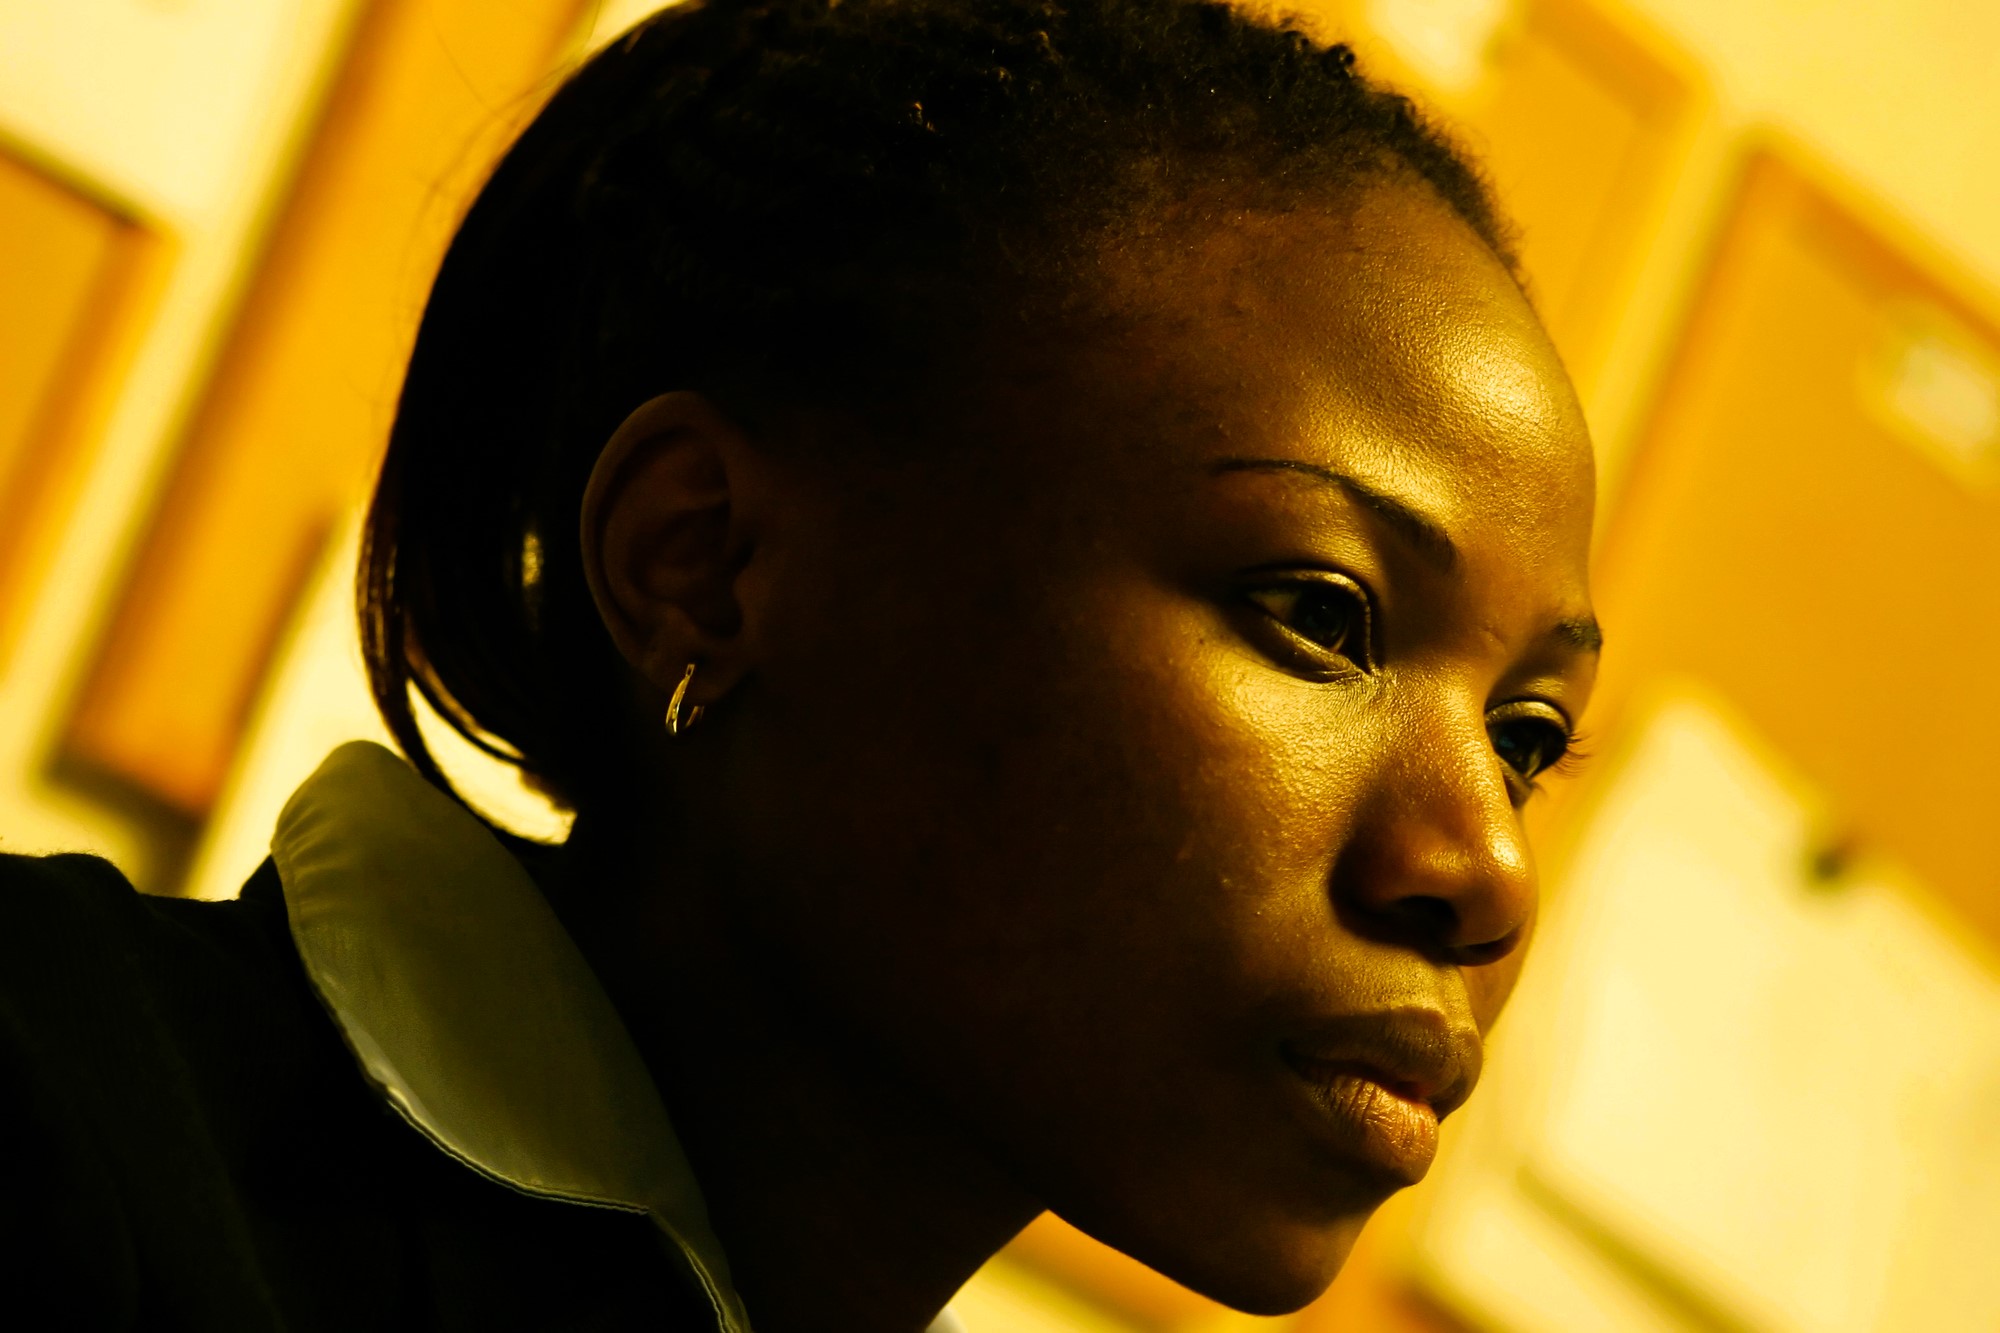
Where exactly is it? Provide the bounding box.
[579,391,759,710]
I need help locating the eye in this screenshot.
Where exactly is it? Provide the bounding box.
[1243,574,1373,670]
[1487,706,1576,791]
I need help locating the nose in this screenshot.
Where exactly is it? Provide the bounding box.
[1332,717,1537,965]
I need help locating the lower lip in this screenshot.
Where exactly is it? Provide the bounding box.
[1292,1065,1440,1183]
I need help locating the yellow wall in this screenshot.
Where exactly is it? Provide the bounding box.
[64,0,588,817]
[0,0,362,884]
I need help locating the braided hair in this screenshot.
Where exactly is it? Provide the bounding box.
[360,0,1514,819]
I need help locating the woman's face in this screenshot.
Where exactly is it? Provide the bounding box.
[697,181,1598,1311]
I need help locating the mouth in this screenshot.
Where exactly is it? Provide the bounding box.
[1280,1010,1482,1185]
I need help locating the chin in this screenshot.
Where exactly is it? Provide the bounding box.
[1083,1205,1376,1317]
[1195,1222,1368,1315]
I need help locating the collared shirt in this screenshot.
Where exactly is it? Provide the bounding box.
[271,741,967,1333]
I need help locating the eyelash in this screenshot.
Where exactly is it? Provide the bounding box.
[1529,734,1590,799]
[1490,716,1589,802]
[1549,733,1591,777]
[1241,573,1374,673]
[1243,573,1589,798]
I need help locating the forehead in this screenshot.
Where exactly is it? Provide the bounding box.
[1081,181,1595,569]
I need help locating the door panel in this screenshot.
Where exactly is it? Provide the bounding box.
[1589,148,2000,945]
[1466,0,1699,390]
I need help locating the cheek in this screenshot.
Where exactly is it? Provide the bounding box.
[793,579,1393,1121]
[1465,933,1532,1031]
[714,551,1423,1299]
[725,548,1368,1054]
[963,587,1373,968]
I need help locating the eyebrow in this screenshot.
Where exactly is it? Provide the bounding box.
[1210,455,1458,572]
[1552,616,1604,654]
[1213,455,1604,658]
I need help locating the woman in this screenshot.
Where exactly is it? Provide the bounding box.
[0,0,1599,1328]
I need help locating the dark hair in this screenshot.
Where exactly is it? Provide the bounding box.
[360,0,1514,820]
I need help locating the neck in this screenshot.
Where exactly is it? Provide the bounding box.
[554,824,1042,1332]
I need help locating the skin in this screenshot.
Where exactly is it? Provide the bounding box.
[572,177,1599,1330]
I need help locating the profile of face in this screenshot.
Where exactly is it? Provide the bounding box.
[583,178,1598,1313]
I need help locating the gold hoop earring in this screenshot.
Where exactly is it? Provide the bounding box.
[665,662,705,736]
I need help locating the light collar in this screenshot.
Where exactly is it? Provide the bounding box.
[270,741,751,1332]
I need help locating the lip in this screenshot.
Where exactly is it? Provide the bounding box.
[1280,1009,1482,1184]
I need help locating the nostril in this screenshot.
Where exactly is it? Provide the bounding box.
[1454,926,1524,967]
[1375,898,1521,965]
[1388,895,1459,948]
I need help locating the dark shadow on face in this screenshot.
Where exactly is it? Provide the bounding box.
[701,178,1599,1314]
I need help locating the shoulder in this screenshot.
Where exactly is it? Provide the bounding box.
[0,852,408,1323]
[0,850,310,1049]
[0,845,259,939]
[0,849,370,1164]
[0,848,168,950]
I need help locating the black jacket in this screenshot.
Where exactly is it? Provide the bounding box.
[0,850,711,1330]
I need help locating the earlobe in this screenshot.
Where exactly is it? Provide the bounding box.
[578,391,755,702]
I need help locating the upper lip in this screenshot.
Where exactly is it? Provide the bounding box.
[1280,1008,1483,1119]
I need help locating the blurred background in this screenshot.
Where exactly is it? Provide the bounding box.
[2,0,1997,1328]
